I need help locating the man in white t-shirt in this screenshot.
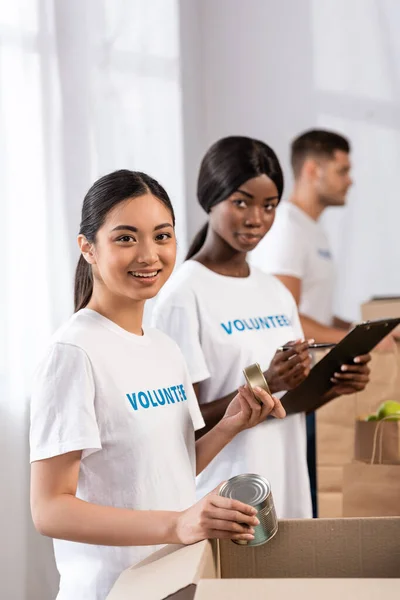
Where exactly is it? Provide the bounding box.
[251,129,397,516]
[251,129,354,341]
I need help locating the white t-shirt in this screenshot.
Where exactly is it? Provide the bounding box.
[251,202,336,325]
[30,308,204,600]
[152,261,312,519]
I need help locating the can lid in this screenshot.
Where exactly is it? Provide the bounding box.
[243,363,271,403]
[219,474,271,506]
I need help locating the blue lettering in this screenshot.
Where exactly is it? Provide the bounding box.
[138,391,150,409]
[220,314,293,334]
[179,384,188,401]
[126,393,138,411]
[147,390,158,407]
[126,384,188,411]
[154,389,166,405]
[234,319,245,331]
[318,248,331,260]
[249,318,260,330]
[221,321,233,335]
[163,387,175,404]
[171,386,180,402]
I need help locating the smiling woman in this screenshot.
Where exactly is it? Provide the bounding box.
[29,168,283,600]
[152,135,371,518]
[74,170,177,324]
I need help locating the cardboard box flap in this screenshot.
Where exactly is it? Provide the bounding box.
[107,540,216,600]
[194,579,400,600]
[219,518,400,579]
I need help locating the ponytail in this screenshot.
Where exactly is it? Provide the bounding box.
[185,222,209,260]
[74,255,93,312]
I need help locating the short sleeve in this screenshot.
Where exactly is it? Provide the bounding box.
[30,343,102,462]
[251,212,307,280]
[152,291,211,384]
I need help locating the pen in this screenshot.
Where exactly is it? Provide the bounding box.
[278,342,336,351]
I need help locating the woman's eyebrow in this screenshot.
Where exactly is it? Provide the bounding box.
[236,189,279,202]
[111,223,173,233]
[154,223,173,231]
[236,189,253,199]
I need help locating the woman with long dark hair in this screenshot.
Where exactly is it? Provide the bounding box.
[29,169,284,600]
[153,137,371,518]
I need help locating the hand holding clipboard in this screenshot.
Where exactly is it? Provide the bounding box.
[281,318,400,415]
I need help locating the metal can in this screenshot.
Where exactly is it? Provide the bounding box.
[219,473,278,546]
[243,363,271,405]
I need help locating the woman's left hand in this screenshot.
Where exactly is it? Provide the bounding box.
[329,353,371,396]
[220,385,286,436]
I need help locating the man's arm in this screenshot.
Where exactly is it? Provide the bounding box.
[275,274,348,343]
[332,316,352,330]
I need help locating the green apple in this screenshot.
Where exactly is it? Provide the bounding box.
[377,400,400,421]
[365,414,378,422]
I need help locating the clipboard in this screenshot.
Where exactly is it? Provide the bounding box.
[281,317,400,415]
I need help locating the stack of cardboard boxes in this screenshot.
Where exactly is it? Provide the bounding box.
[317,298,400,517]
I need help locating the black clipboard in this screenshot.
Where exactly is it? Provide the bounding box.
[281,317,400,415]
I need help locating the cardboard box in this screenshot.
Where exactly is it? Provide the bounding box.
[317,349,399,516]
[316,297,400,517]
[194,579,400,599]
[361,297,400,322]
[107,518,400,599]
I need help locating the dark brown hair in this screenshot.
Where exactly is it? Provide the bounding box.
[74,169,175,311]
[291,129,350,178]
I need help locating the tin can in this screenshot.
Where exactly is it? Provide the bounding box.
[219,473,278,546]
[243,363,271,405]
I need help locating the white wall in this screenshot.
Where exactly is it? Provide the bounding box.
[179,0,400,321]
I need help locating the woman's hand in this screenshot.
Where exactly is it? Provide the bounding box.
[175,487,259,545]
[219,384,285,437]
[329,353,371,396]
[265,339,312,393]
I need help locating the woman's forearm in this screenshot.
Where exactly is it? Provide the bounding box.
[195,393,236,439]
[33,494,181,546]
[195,422,234,475]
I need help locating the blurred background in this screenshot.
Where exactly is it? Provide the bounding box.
[1,1,400,598]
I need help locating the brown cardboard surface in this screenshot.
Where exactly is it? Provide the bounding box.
[219,518,400,579]
[109,518,400,599]
[318,492,343,518]
[317,467,344,517]
[361,299,400,405]
[317,394,356,466]
[316,348,399,516]
[107,540,216,600]
[318,466,343,492]
[194,579,400,599]
[343,463,400,517]
[362,298,400,321]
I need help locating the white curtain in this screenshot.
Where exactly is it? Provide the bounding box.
[0,1,185,598]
